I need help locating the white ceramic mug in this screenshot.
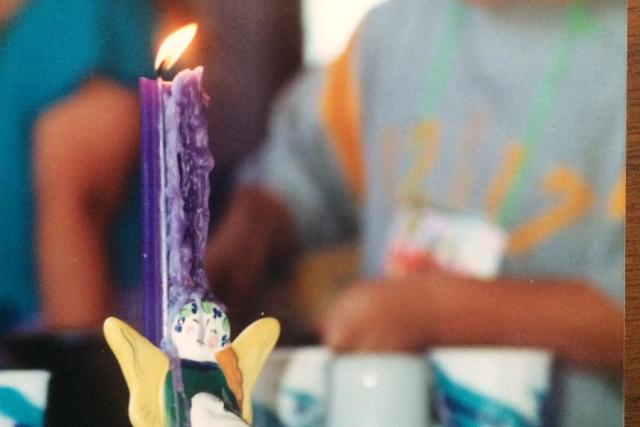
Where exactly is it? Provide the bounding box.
[430,347,552,427]
[326,353,430,427]
[253,346,331,427]
[0,370,51,427]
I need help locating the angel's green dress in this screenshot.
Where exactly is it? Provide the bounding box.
[164,359,240,426]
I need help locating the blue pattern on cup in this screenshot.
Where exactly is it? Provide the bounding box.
[278,387,324,427]
[431,363,542,427]
[252,401,284,427]
[0,387,44,427]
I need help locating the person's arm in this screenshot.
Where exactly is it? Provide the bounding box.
[33,78,139,330]
[205,69,359,307]
[321,272,622,374]
[0,0,22,24]
[205,185,298,308]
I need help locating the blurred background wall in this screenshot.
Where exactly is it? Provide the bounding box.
[191,0,387,222]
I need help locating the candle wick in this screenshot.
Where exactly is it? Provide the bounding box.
[156,60,166,78]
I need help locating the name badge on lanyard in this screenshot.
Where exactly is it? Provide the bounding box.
[384,204,507,280]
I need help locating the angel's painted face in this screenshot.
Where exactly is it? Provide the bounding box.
[170,301,231,363]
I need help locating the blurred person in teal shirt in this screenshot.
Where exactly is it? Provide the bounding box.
[0,0,155,332]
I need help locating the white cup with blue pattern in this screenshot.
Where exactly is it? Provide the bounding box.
[252,347,331,427]
[430,348,552,427]
[0,370,50,427]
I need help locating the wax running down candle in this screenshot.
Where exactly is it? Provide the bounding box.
[141,67,215,346]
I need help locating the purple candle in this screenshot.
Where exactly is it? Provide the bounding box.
[140,75,162,345]
[140,25,214,346]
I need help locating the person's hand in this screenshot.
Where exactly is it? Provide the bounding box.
[320,271,623,372]
[319,275,447,353]
[206,190,269,308]
[205,185,296,309]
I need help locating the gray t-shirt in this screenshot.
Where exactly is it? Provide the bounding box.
[249,0,624,425]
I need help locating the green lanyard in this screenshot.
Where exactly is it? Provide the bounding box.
[497,0,597,228]
[405,0,596,226]
[402,0,468,201]
[419,0,468,119]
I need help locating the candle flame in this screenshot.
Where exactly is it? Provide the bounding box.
[155,23,198,72]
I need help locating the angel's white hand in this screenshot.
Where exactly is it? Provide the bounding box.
[190,393,249,427]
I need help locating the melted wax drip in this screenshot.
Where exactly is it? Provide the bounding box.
[164,67,223,315]
[160,67,216,427]
[164,67,213,296]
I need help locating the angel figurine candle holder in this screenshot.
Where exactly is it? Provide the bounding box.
[104,300,279,427]
[102,24,280,427]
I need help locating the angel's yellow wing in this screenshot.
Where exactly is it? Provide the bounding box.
[231,317,280,424]
[103,317,170,427]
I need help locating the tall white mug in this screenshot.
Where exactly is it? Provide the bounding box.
[327,353,430,427]
[430,348,552,427]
